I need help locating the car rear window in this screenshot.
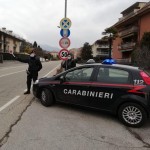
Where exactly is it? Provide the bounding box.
[97,67,130,84]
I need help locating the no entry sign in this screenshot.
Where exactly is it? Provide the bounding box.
[59,37,70,49]
[58,49,69,60]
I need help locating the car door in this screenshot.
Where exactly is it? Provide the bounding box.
[89,66,133,110]
[54,66,95,106]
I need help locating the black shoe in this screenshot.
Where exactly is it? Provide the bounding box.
[24,91,30,94]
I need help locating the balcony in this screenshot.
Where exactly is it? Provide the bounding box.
[98,45,109,49]
[118,9,139,22]
[118,26,138,37]
[96,51,109,56]
[118,42,136,52]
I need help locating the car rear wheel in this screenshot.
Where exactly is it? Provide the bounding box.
[40,88,54,107]
[118,103,147,127]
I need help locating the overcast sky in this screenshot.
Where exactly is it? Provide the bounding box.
[0,0,149,50]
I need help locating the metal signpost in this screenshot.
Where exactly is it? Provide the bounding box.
[59,0,72,70]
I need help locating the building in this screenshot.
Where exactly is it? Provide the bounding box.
[50,51,58,59]
[0,27,24,53]
[69,48,82,59]
[112,2,150,61]
[91,37,110,60]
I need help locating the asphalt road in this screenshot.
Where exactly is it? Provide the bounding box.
[0,61,60,107]
[0,60,60,146]
[0,61,150,150]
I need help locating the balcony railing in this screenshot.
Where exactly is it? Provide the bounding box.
[98,45,109,48]
[118,42,136,51]
[97,52,109,56]
[118,26,138,37]
[118,9,139,22]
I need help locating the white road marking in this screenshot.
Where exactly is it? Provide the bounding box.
[0,96,20,112]
[0,63,60,112]
[43,64,60,77]
[0,65,27,71]
[0,61,49,71]
[0,70,25,78]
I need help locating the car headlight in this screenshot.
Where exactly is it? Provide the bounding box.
[34,80,39,84]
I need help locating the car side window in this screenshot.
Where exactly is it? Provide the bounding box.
[65,67,94,82]
[97,67,130,84]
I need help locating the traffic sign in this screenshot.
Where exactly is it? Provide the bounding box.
[59,37,70,49]
[60,29,70,37]
[60,18,72,29]
[58,49,69,60]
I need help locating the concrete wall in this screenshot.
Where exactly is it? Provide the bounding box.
[5,38,21,53]
[112,37,122,59]
[91,44,99,57]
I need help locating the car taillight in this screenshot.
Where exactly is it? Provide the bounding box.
[140,71,150,85]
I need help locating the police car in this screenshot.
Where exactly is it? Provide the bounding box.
[33,63,150,127]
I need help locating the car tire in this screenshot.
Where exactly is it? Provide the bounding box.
[118,103,147,127]
[40,88,54,107]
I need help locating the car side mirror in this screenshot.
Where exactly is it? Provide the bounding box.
[60,76,65,84]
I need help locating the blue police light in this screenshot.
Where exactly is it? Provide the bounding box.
[102,58,116,64]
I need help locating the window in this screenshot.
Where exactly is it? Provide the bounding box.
[65,67,94,82]
[97,67,130,84]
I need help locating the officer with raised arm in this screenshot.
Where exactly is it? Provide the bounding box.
[11,50,42,94]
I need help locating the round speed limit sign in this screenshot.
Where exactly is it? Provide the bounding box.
[58,49,69,60]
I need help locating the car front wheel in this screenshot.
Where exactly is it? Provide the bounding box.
[118,103,147,127]
[40,88,54,107]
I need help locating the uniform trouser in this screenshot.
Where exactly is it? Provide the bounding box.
[27,72,38,91]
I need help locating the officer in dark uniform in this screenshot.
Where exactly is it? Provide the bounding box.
[12,50,42,94]
[62,54,76,70]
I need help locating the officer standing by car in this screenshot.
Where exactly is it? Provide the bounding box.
[11,50,42,94]
[62,54,76,70]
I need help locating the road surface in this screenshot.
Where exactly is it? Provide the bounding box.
[0,61,150,150]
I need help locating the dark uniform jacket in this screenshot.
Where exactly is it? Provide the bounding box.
[17,56,42,72]
[62,59,76,70]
